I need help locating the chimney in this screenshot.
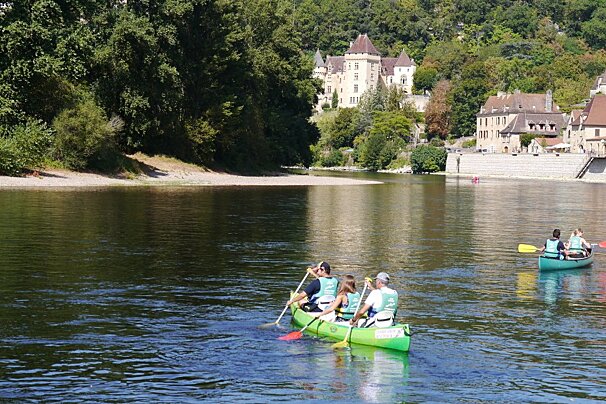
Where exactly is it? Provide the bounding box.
[546,89,553,112]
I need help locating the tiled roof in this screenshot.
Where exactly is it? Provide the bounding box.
[569,109,583,125]
[582,94,606,126]
[480,92,560,114]
[381,58,397,76]
[326,56,344,74]
[345,34,380,55]
[314,49,325,68]
[533,137,562,146]
[395,50,415,67]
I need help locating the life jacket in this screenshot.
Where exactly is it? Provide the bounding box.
[309,277,339,303]
[569,236,583,251]
[335,292,360,319]
[369,288,398,317]
[544,238,563,259]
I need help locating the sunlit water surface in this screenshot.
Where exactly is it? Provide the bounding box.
[1,173,605,402]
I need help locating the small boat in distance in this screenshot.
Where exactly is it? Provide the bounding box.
[538,250,594,271]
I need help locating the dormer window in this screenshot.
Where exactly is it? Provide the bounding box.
[539,124,545,130]
[529,122,536,130]
[549,123,556,131]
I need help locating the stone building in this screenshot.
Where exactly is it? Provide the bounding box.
[475,90,566,153]
[565,94,606,155]
[314,34,416,111]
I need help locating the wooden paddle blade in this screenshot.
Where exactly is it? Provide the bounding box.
[518,244,539,253]
[599,241,606,249]
[331,340,349,349]
[278,331,303,341]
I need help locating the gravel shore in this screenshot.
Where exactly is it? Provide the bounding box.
[0,155,382,188]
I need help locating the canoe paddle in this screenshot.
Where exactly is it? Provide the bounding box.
[518,244,540,253]
[278,317,317,341]
[259,270,310,328]
[332,280,369,349]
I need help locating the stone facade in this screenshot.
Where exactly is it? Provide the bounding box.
[314,34,416,111]
[564,94,606,155]
[475,90,566,153]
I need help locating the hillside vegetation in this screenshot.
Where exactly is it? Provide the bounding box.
[1,0,604,174]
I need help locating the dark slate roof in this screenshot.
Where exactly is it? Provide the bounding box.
[395,49,415,67]
[345,34,380,55]
[326,56,344,74]
[380,58,397,76]
[314,49,325,68]
[500,112,566,136]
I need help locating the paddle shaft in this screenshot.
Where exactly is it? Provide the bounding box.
[274,272,310,325]
[337,282,368,346]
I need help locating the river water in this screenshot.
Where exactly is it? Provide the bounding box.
[0,174,605,402]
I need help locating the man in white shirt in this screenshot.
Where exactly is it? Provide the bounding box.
[350,272,398,327]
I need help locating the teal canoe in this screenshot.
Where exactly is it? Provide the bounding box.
[538,250,594,271]
[288,302,411,352]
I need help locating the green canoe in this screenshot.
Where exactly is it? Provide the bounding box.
[538,251,594,271]
[289,303,411,352]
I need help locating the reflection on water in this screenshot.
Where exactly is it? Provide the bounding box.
[1,175,606,401]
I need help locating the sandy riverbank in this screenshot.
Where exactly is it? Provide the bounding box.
[0,154,382,188]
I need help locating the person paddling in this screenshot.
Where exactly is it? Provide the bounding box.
[286,261,338,312]
[566,228,592,257]
[350,272,398,328]
[310,274,360,322]
[540,228,566,260]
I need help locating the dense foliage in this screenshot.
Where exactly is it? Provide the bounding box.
[410,145,447,173]
[0,0,320,174]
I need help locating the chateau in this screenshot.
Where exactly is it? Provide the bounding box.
[313,34,416,111]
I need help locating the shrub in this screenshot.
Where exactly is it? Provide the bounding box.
[52,100,121,170]
[0,120,53,176]
[410,145,447,174]
[462,138,477,148]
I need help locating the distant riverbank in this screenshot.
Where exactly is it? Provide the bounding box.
[0,154,382,188]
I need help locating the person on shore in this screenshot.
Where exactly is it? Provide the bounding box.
[540,228,566,260]
[566,228,592,257]
[310,275,360,322]
[349,272,398,328]
[286,261,339,312]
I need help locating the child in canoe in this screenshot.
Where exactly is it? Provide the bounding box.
[310,275,360,322]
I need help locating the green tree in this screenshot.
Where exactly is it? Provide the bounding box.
[413,66,438,94]
[450,61,490,137]
[331,89,339,108]
[410,144,447,173]
[52,99,121,170]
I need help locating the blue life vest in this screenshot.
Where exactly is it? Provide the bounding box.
[544,238,563,259]
[368,289,399,317]
[335,292,361,319]
[569,236,583,251]
[310,277,338,303]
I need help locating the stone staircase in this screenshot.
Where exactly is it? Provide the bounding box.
[445,153,589,179]
[582,157,606,181]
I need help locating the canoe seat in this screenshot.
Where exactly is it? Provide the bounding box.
[316,295,336,311]
[358,310,394,328]
[373,310,395,328]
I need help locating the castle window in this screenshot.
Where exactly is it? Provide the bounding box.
[389,77,393,84]
[354,73,358,81]
[371,74,374,80]
[328,86,331,93]
[354,62,359,70]
[354,84,358,93]
[401,76,407,85]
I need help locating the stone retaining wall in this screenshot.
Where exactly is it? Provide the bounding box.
[445,153,588,179]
